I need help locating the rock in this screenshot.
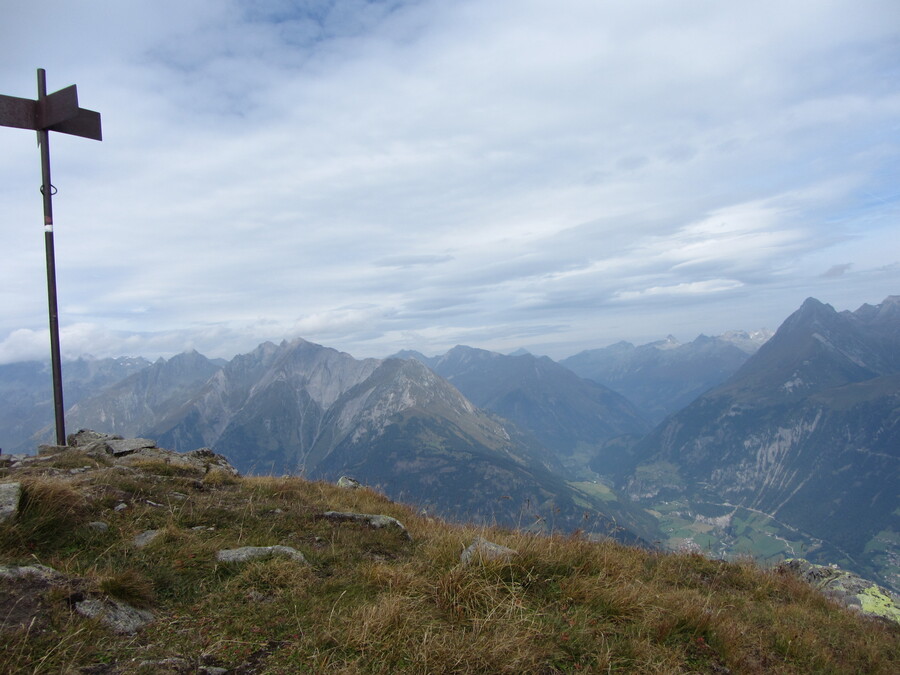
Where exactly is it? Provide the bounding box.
[337,476,362,489]
[132,530,161,549]
[106,438,156,457]
[216,545,308,565]
[88,521,109,533]
[114,503,128,512]
[79,442,116,460]
[0,563,65,581]
[67,429,123,447]
[322,511,411,539]
[74,597,154,634]
[0,482,21,523]
[779,558,900,625]
[137,657,190,673]
[0,564,68,632]
[246,589,274,603]
[183,447,241,476]
[461,536,518,565]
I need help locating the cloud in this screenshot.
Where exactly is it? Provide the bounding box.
[1,0,898,362]
[821,264,853,278]
[614,279,745,303]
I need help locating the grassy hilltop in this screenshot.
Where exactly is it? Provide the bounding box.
[1,444,898,674]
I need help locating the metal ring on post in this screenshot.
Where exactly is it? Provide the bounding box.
[40,184,58,196]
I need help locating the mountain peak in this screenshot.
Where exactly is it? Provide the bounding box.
[777,297,837,334]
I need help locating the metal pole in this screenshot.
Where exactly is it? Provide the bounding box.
[37,68,66,446]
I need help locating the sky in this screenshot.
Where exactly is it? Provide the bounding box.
[1,0,898,364]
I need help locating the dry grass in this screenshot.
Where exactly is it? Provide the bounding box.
[0,462,897,674]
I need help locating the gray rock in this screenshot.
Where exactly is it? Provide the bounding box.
[778,558,900,625]
[461,536,518,565]
[106,438,156,457]
[114,502,128,512]
[337,476,362,489]
[322,511,411,539]
[78,441,115,458]
[137,657,190,672]
[184,447,241,476]
[0,563,64,581]
[216,545,308,564]
[67,429,123,447]
[132,529,161,549]
[74,597,154,634]
[88,521,109,533]
[0,482,21,523]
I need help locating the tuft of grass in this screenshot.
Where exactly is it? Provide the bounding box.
[98,568,156,608]
[0,477,89,551]
[203,467,242,486]
[126,457,201,478]
[45,449,110,471]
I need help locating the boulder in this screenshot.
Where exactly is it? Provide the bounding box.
[461,536,518,565]
[183,447,241,476]
[779,558,900,625]
[74,597,154,634]
[0,563,65,582]
[322,511,411,539]
[106,438,157,457]
[216,545,308,565]
[0,564,68,633]
[132,529,161,549]
[0,482,21,523]
[337,476,362,489]
[67,429,123,447]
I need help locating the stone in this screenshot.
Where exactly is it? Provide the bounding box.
[79,441,115,459]
[216,545,308,565]
[75,597,154,634]
[67,429,123,447]
[88,521,109,533]
[0,564,68,632]
[322,511,411,539]
[337,476,362,489]
[114,503,128,512]
[0,482,21,523]
[132,530,161,549]
[137,657,190,672]
[461,536,518,565]
[779,558,900,625]
[106,438,156,457]
[0,563,64,581]
[184,447,241,476]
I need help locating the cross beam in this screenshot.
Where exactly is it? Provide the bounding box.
[0,69,102,446]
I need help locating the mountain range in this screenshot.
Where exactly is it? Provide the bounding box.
[56,339,657,543]
[392,345,650,476]
[3,295,895,590]
[561,330,772,424]
[620,296,900,590]
[0,355,150,452]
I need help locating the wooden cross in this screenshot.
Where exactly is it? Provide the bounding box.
[0,69,102,445]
